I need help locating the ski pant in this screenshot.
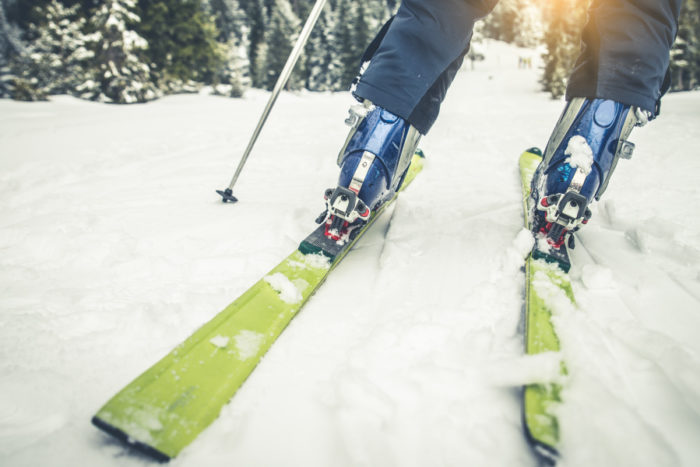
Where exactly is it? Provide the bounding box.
[353,0,683,135]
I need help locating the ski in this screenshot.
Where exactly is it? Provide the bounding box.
[519,148,574,465]
[92,151,425,462]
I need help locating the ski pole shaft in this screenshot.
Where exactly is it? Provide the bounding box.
[220,0,328,200]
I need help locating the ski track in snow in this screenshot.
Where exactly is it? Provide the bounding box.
[1,41,700,466]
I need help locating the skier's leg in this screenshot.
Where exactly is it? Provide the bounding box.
[354,0,499,135]
[566,0,682,115]
[531,98,641,250]
[320,102,421,242]
[533,0,682,250]
[322,1,497,238]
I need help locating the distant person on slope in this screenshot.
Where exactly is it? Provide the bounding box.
[317,0,681,266]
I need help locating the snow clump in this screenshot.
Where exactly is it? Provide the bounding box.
[264,273,303,304]
[565,135,594,175]
[209,335,230,348]
[234,331,265,361]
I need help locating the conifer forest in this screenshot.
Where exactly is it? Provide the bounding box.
[0,0,698,103]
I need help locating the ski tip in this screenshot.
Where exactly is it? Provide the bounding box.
[91,416,172,463]
[531,441,559,466]
[216,188,238,203]
[520,388,560,466]
[521,418,560,466]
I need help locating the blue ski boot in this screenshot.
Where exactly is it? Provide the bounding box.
[531,98,648,269]
[318,102,420,242]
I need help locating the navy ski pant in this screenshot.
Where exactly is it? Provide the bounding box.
[354,0,682,135]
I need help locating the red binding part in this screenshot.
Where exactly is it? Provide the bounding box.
[324,216,350,241]
[539,222,567,249]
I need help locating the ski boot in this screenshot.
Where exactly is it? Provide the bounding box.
[317,101,421,243]
[531,97,648,270]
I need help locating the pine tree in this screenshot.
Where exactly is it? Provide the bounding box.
[334,0,361,89]
[2,0,456,98]
[352,0,372,58]
[0,0,24,58]
[288,0,312,21]
[670,0,699,91]
[82,0,158,103]
[3,0,51,31]
[10,1,94,100]
[258,0,302,90]
[0,0,25,98]
[363,0,390,31]
[466,21,486,70]
[207,0,244,42]
[208,0,251,96]
[329,0,388,90]
[481,0,510,42]
[481,0,543,47]
[252,36,268,86]
[137,0,224,92]
[238,0,267,87]
[385,0,399,13]
[305,6,342,91]
[540,0,587,99]
[513,0,543,47]
[224,36,251,96]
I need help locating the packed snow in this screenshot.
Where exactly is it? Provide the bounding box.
[264,272,304,304]
[1,41,699,467]
[209,335,230,349]
[233,331,266,361]
[564,135,594,174]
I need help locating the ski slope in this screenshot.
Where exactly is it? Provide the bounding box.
[1,41,699,466]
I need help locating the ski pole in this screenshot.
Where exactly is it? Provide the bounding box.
[217,0,329,203]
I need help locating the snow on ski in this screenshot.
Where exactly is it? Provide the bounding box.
[91,152,425,461]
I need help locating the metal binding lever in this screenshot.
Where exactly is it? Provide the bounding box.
[318,186,371,242]
[324,186,370,223]
[537,191,592,247]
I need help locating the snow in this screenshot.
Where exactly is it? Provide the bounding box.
[1,40,700,466]
[565,135,594,174]
[264,272,304,304]
[209,335,230,348]
[233,331,265,361]
[288,252,331,270]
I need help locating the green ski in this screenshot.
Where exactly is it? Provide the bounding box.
[92,152,425,461]
[519,148,574,464]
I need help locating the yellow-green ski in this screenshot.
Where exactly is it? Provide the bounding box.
[519,148,573,464]
[92,152,425,461]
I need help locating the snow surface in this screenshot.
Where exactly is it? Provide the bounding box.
[1,41,700,467]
